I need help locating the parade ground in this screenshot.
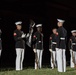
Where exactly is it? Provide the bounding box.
[0,67,76,75]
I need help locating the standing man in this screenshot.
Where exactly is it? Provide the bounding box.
[33,24,43,70]
[13,21,26,71]
[49,28,57,69]
[69,30,76,68]
[0,29,2,57]
[56,19,67,72]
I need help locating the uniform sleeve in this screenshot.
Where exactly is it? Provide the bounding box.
[60,28,67,38]
[13,31,22,41]
[49,35,52,49]
[59,28,63,38]
[33,33,37,43]
[56,29,60,48]
[63,29,67,43]
[32,33,37,49]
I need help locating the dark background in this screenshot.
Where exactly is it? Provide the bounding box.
[0,0,76,69]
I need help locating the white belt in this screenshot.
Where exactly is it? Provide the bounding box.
[72,43,76,45]
[52,42,57,44]
[60,38,65,40]
[39,41,41,43]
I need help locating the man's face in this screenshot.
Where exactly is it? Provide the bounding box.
[37,27,42,32]
[75,33,76,36]
[17,25,22,30]
[57,22,63,27]
[52,29,57,34]
[72,33,76,36]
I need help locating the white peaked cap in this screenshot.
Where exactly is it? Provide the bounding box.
[36,24,42,27]
[57,19,65,23]
[71,30,76,33]
[15,21,22,25]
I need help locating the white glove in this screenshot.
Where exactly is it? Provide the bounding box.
[32,23,35,27]
[70,49,72,51]
[21,34,26,38]
[26,33,29,37]
[33,49,36,53]
[49,49,52,52]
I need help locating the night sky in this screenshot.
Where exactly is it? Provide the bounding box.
[0,0,76,68]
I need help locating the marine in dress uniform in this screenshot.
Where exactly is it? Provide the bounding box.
[14,21,26,71]
[33,24,43,70]
[0,29,2,57]
[56,19,67,72]
[49,28,57,69]
[69,30,76,68]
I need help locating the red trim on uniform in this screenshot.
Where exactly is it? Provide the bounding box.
[50,37,52,40]
[56,33,58,36]
[33,35,36,38]
[14,33,17,36]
